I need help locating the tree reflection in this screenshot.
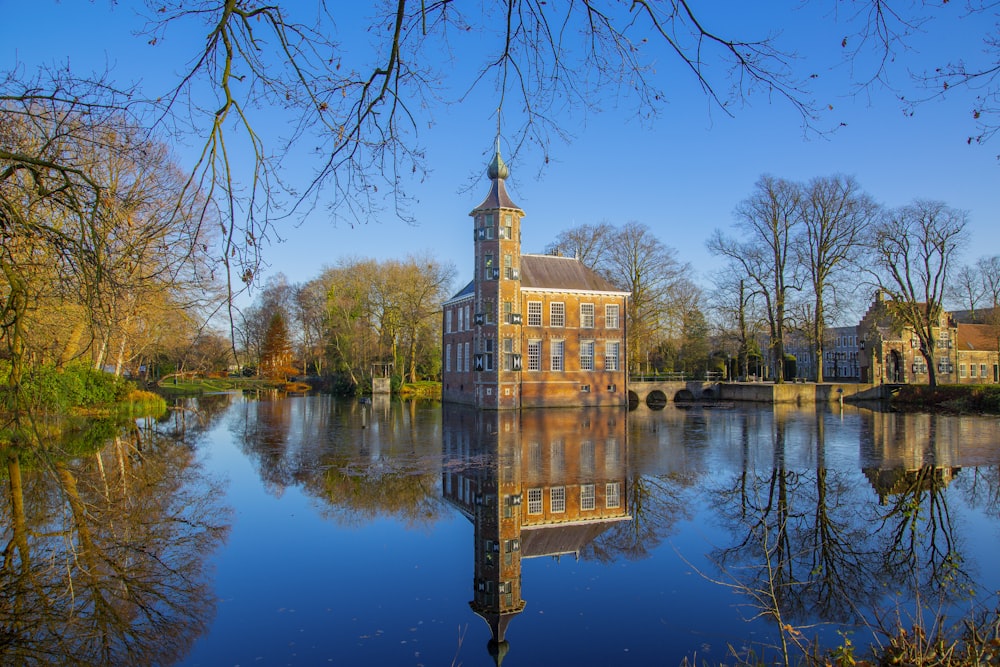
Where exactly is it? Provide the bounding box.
[1,422,230,666]
[233,395,447,526]
[708,409,881,660]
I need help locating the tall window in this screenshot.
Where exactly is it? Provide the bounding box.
[581,303,595,328]
[605,341,620,371]
[527,488,542,515]
[550,302,565,327]
[606,304,620,329]
[445,343,451,372]
[457,307,464,332]
[504,253,514,279]
[550,486,566,513]
[464,342,470,372]
[503,214,513,240]
[551,340,565,371]
[606,482,621,509]
[483,338,495,371]
[484,252,494,279]
[527,340,541,371]
[580,340,595,371]
[503,338,516,371]
[580,484,596,511]
[484,299,494,324]
[446,309,452,333]
[527,301,542,327]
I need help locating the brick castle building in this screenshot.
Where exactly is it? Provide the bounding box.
[441,144,630,409]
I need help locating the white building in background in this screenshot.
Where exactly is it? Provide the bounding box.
[825,326,860,381]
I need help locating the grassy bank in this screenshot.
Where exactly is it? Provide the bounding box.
[892,384,1000,414]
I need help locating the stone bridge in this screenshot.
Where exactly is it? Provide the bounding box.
[628,380,720,409]
[628,379,889,409]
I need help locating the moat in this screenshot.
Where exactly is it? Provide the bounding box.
[5,393,999,666]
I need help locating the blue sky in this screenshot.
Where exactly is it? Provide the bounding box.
[5,2,998,310]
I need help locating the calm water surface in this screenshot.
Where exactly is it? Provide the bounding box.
[3,394,999,666]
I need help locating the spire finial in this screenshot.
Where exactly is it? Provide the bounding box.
[487,108,509,180]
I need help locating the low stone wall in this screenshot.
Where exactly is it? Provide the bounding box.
[627,380,889,406]
[717,382,888,404]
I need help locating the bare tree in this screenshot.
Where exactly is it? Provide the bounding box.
[872,200,969,387]
[796,175,879,382]
[599,222,689,373]
[709,175,801,383]
[544,222,615,267]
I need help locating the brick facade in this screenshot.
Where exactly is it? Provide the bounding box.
[442,147,630,409]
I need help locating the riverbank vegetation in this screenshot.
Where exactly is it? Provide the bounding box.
[892,384,1000,414]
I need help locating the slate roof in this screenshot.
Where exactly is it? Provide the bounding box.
[957,323,1000,351]
[447,279,475,302]
[520,518,629,559]
[471,177,521,212]
[520,254,628,294]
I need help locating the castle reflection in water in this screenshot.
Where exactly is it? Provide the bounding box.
[441,405,631,661]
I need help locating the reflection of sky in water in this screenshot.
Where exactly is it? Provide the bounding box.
[175,395,1000,666]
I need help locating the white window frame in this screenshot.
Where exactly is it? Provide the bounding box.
[550,302,565,327]
[606,304,620,329]
[527,488,542,515]
[580,303,595,328]
[580,340,595,371]
[446,309,452,334]
[527,301,542,327]
[527,340,541,371]
[606,482,621,509]
[445,343,451,372]
[605,341,620,371]
[551,340,565,371]
[581,484,596,511]
[550,486,566,513]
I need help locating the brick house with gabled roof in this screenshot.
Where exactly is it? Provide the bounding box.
[857,291,1000,384]
[442,143,630,409]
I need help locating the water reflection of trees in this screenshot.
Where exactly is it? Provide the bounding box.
[693,405,994,661]
[1,422,230,666]
[709,410,879,633]
[232,395,446,526]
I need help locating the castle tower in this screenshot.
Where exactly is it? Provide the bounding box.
[470,141,524,409]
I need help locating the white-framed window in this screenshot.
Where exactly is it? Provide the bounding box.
[503,338,516,371]
[445,343,451,372]
[484,252,494,280]
[605,341,620,371]
[550,486,566,513]
[457,307,464,332]
[464,342,470,372]
[527,301,542,327]
[504,254,514,279]
[606,304,620,329]
[550,302,565,327]
[580,484,596,511]
[446,309,452,334]
[503,214,513,240]
[551,340,565,371]
[606,482,621,509]
[580,340,595,371]
[960,364,967,378]
[981,363,988,378]
[970,364,978,378]
[527,488,542,515]
[580,303,595,328]
[527,340,541,371]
